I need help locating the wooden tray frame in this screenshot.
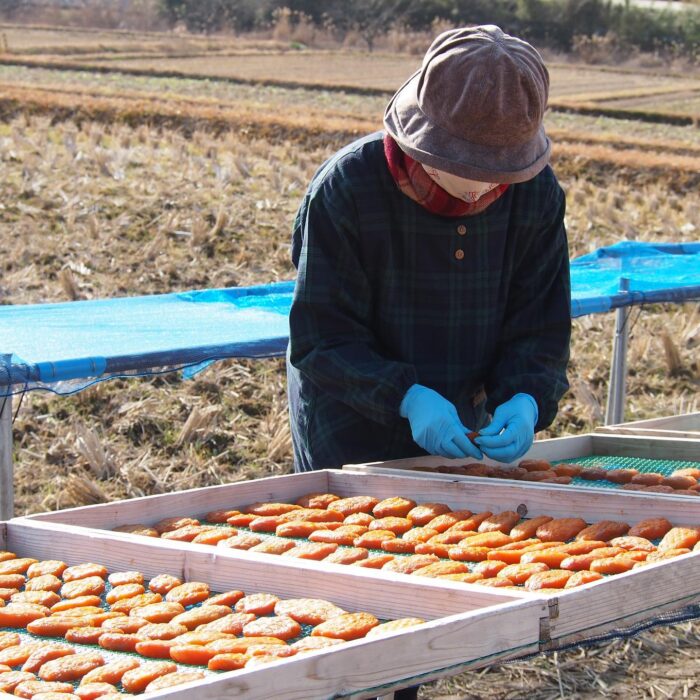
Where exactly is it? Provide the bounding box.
[1,518,543,700]
[595,412,700,439]
[18,468,700,652]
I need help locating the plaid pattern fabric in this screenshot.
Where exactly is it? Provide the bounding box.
[287,132,571,472]
[383,134,509,216]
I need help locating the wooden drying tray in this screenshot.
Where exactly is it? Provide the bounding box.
[0,518,541,700]
[18,468,700,651]
[595,412,700,439]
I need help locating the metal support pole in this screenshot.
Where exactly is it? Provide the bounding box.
[0,386,13,521]
[605,278,630,426]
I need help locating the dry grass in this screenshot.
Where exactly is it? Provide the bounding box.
[0,42,698,699]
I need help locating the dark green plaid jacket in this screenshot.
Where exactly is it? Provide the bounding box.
[287,132,570,472]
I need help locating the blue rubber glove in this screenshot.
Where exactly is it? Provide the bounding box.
[475,394,538,463]
[400,384,483,460]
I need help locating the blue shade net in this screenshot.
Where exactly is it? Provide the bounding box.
[1,242,699,395]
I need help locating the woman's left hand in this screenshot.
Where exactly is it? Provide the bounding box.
[475,394,538,463]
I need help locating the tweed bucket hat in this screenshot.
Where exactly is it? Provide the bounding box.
[383,25,551,184]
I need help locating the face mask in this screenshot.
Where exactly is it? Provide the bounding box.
[422,165,499,203]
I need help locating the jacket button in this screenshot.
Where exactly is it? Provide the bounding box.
[455,249,465,260]
[457,224,467,235]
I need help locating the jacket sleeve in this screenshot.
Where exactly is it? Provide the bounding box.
[289,178,418,426]
[484,182,571,431]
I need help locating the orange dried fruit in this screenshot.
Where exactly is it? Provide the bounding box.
[242,616,301,640]
[552,463,582,477]
[658,527,700,552]
[65,627,105,645]
[564,570,604,588]
[39,652,104,682]
[509,516,553,541]
[169,644,218,665]
[235,592,280,616]
[244,502,302,516]
[575,520,630,541]
[448,546,490,562]
[608,536,655,551]
[476,577,514,588]
[133,639,179,659]
[273,598,345,626]
[147,574,182,595]
[324,547,369,565]
[524,569,573,590]
[75,682,121,698]
[560,547,625,571]
[204,509,241,523]
[111,592,162,614]
[369,516,413,536]
[106,571,144,587]
[327,496,380,518]
[282,542,338,560]
[353,530,396,549]
[27,561,68,579]
[98,632,143,653]
[647,548,692,562]
[0,641,45,666]
[499,562,550,584]
[0,574,25,590]
[225,513,258,527]
[0,559,37,576]
[473,560,509,577]
[161,525,208,542]
[447,511,493,532]
[100,617,144,633]
[536,518,587,542]
[0,671,36,693]
[590,555,637,575]
[249,538,297,555]
[343,513,375,527]
[556,540,607,555]
[519,550,568,567]
[197,612,255,635]
[27,617,91,637]
[519,459,551,472]
[0,632,19,650]
[153,517,201,535]
[424,510,471,532]
[365,618,425,637]
[351,554,395,569]
[105,584,145,605]
[191,525,236,542]
[312,612,379,640]
[63,564,108,582]
[248,516,283,533]
[21,646,74,674]
[137,622,188,641]
[309,525,368,546]
[381,539,415,554]
[0,603,48,627]
[171,605,231,630]
[276,521,328,538]
[294,492,341,509]
[165,581,210,606]
[129,601,184,623]
[630,473,664,486]
[11,590,60,608]
[14,680,74,697]
[401,527,439,544]
[478,511,521,534]
[80,657,141,685]
[217,533,263,550]
[412,562,469,577]
[207,653,248,671]
[382,554,439,574]
[459,532,512,548]
[121,661,177,693]
[372,497,417,519]
[61,577,105,600]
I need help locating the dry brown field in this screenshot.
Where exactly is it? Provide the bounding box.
[0,24,699,700]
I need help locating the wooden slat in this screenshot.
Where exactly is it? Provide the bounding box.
[24,469,329,528]
[597,412,700,433]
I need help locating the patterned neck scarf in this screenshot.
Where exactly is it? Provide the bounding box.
[383,134,509,217]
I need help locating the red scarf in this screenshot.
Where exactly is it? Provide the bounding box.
[383,134,508,217]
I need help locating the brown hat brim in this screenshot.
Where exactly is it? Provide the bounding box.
[383,71,551,185]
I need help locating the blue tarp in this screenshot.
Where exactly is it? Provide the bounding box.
[1,242,698,394]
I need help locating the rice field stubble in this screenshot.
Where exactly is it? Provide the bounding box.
[0,77,698,698]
